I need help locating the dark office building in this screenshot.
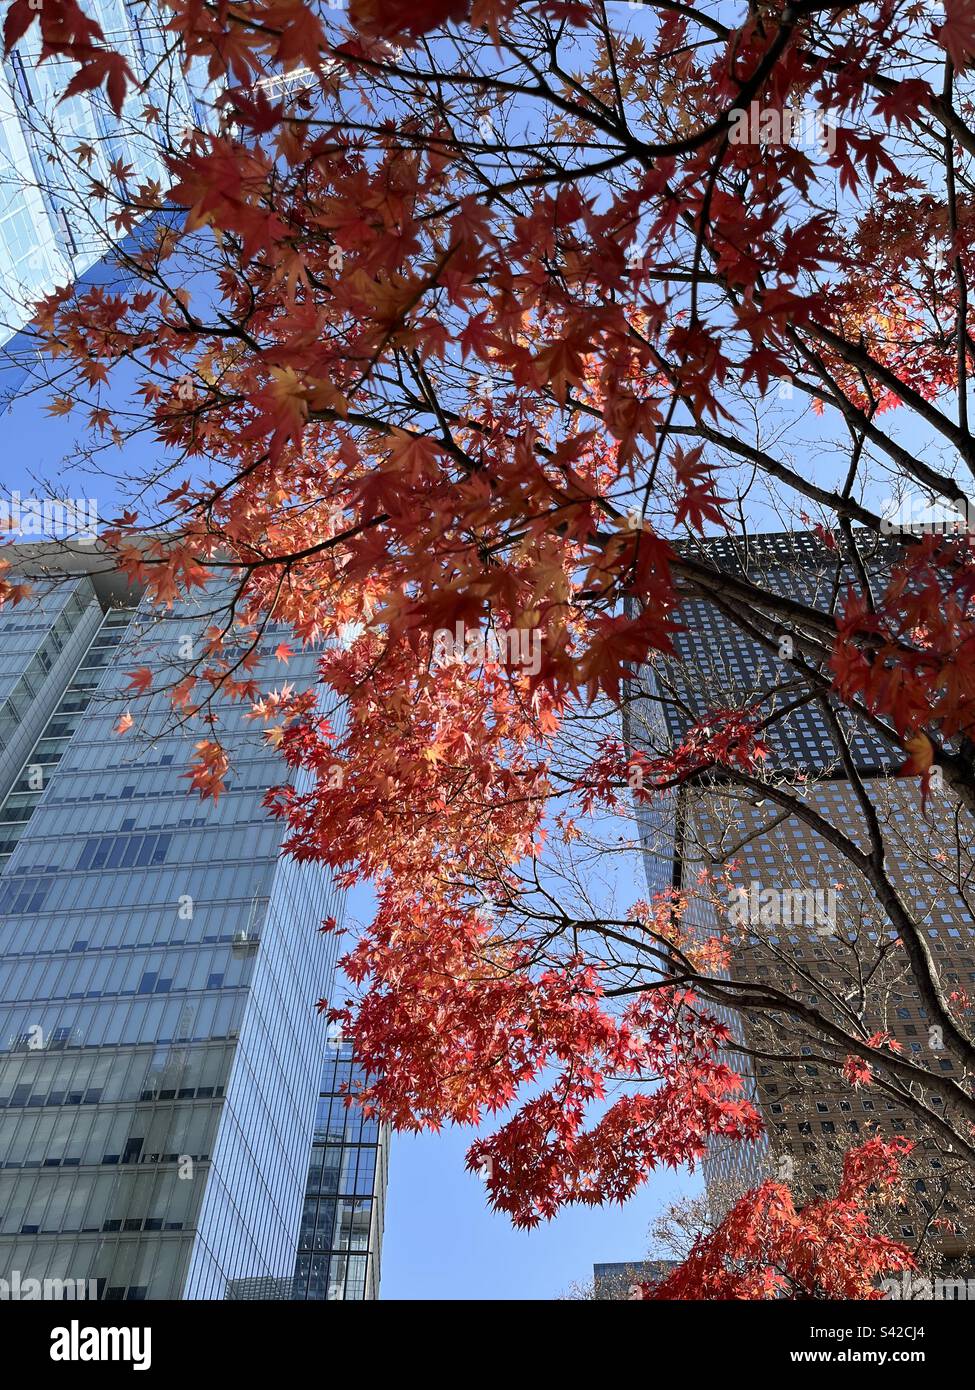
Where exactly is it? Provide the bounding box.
[627,531,975,1251]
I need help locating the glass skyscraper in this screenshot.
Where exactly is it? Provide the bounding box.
[291,1043,389,1302]
[0,549,387,1298]
[0,1,209,380]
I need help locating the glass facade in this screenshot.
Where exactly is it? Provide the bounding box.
[292,1043,389,1302]
[0,3,209,349]
[0,562,387,1298]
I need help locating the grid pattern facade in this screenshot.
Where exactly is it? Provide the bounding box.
[292,1044,389,1301]
[686,782,974,1240]
[0,568,356,1298]
[667,534,896,775]
[629,532,975,1244]
[0,3,208,348]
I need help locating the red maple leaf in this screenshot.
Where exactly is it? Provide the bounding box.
[348,0,474,40]
[937,0,975,71]
[4,0,134,115]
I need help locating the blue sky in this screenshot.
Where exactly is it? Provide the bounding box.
[0,373,701,1300]
[382,1124,685,1299]
[0,0,967,1307]
[4,291,954,1299]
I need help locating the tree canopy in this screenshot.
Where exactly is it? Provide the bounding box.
[5,0,975,1292]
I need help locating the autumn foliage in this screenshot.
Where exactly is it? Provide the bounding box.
[640,1138,916,1300]
[7,0,975,1292]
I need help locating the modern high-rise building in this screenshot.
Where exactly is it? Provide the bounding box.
[0,1,210,403]
[627,531,975,1252]
[227,1039,389,1303]
[291,1043,389,1301]
[0,546,388,1298]
[0,2,208,341]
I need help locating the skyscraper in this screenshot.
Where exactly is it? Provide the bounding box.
[291,1042,389,1301]
[0,2,209,396]
[627,531,975,1252]
[0,546,387,1299]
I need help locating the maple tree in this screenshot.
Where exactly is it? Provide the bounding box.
[638,1137,916,1299]
[8,0,975,1291]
